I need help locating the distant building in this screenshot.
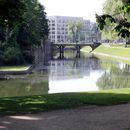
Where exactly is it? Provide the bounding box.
[47,16,100,43]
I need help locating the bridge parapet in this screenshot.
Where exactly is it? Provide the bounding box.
[53,42,94,45]
[51,41,101,59]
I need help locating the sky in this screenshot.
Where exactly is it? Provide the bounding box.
[39,0,106,22]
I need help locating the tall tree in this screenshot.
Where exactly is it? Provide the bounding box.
[17,1,49,63]
[0,0,49,65]
[0,0,26,64]
[18,1,49,47]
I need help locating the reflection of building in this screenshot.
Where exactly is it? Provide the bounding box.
[47,16,100,43]
[49,57,101,80]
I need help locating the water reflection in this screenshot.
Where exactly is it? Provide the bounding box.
[49,55,130,93]
[49,56,103,93]
[1,54,130,97]
[97,62,130,89]
[0,72,49,97]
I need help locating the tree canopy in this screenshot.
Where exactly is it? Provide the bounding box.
[100,0,123,40]
[0,0,26,27]
[96,0,130,41]
[0,0,49,65]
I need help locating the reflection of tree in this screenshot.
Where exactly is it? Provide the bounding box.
[73,56,100,70]
[0,72,49,97]
[97,63,130,90]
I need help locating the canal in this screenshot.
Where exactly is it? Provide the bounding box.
[0,52,130,97]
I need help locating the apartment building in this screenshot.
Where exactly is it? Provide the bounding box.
[47,16,100,43]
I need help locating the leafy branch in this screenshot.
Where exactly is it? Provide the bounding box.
[96,1,130,39]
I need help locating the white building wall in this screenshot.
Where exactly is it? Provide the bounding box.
[48,16,99,43]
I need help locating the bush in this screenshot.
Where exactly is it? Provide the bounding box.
[3,47,23,65]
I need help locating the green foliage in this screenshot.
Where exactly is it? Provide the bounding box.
[0,0,26,27]
[122,5,130,13]
[3,47,22,65]
[97,0,130,40]
[0,27,6,42]
[68,21,84,43]
[96,14,115,30]
[18,1,49,46]
[118,29,130,38]
[0,0,49,65]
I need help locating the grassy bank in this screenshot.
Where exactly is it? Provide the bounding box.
[0,65,30,71]
[81,44,130,58]
[0,88,130,115]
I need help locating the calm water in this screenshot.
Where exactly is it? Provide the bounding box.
[0,53,130,97]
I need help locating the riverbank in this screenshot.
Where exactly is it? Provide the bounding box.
[0,65,30,71]
[81,44,130,63]
[0,66,34,79]
[0,88,130,116]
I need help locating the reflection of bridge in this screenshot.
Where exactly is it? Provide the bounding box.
[49,57,101,80]
[51,42,101,59]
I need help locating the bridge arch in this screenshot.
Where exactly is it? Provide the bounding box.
[51,42,101,59]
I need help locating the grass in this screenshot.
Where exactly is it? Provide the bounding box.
[81,44,130,58]
[0,88,130,116]
[1,44,130,116]
[0,65,30,71]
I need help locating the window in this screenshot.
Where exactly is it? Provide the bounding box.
[57,35,60,38]
[52,31,55,34]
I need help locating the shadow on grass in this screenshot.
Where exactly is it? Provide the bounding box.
[0,92,130,116]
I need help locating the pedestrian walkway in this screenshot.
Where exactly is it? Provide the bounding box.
[0,104,130,130]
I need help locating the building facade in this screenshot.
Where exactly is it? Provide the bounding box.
[47,16,100,43]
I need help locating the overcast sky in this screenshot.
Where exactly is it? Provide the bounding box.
[39,0,106,22]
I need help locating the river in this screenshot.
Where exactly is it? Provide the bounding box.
[0,52,130,97]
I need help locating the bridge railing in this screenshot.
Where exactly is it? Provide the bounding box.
[53,42,96,45]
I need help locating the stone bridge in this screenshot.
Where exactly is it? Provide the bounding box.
[51,42,101,59]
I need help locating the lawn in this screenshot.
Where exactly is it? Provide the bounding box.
[0,88,130,116]
[81,44,130,58]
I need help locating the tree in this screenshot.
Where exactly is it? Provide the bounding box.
[0,0,49,65]
[17,1,49,47]
[0,0,26,27]
[0,0,26,64]
[101,0,124,40]
[68,21,84,43]
[17,1,49,63]
[96,0,130,45]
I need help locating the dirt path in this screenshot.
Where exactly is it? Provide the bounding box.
[0,104,130,130]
